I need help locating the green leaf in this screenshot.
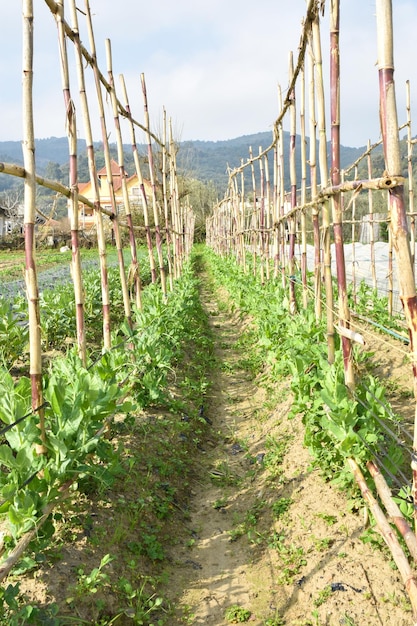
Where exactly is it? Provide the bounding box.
[0,445,16,470]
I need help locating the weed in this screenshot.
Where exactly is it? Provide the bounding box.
[268,531,285,550]
[271,497,292,518]
[116,576,167,624]
[212,497,228,509]
[264,436,290,476]
[209,461,238,486]
[264,616,285,626]
[315,513,337,526]
[73,553,114,596]
[229,500,265,542]
[313,585,332,607]
[275,541,307,585]
[224,604,252,623]
[312,536,334,552]
[381,590,412,612]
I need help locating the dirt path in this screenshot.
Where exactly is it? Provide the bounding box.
[165,278,413,625]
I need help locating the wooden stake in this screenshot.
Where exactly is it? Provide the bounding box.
[367,460,417,562]
[106,40,142,313]
[375,0,417,533]
[162,108,174,291]
[56,0,86,365]
[69,0,111,349]
[22,0,46,454]
[299,63,308,308]
[84,4,132,329]
[119,73,157,292]
[308,37,321,319]
[312,12,335,363]
[288,52,298,315]
[349,458,417,624]
[330,0,354,389]
[140,73,168,301]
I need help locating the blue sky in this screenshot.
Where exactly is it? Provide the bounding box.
[0,1,416,149]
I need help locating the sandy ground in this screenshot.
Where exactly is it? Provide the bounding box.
[163,280,413,625]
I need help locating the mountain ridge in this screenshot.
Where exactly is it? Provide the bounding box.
[0,132,370,195]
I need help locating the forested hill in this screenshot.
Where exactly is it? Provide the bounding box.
[176,131,366,191]
[0,132,367,194]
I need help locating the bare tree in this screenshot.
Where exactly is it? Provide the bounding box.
[0,189,23,233]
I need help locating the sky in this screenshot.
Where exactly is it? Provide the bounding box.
[0,1,416,150]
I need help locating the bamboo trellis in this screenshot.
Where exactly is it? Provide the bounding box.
[1,0,417,619]
[206,1,417,620]
[0,0,196,579]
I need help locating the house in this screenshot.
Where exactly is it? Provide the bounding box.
[0,207,10,236]
[72,160,153,232]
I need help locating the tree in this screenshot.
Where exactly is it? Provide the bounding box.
[0,189,23,233]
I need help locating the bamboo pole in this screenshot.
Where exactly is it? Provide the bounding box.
[388,193,394,316]
[140,73,168,300]
[249,147,258,276]
[44,0,165,149]
[258,146,266,285]
[106,40,142,312]
[367,460,417,562]
[376,0,417,534]
[300,63,308,308]
[56,0,86,365]
[288,52,298,315]
[329,0,354,388]
[312,11,335,363]
[349,458,417,624]
[277,90,286,289]
[169,120,181,277]
[22,0,46,454]
[350,168,357,305]
[240,161,247,273]
[308,38,321,320]
[162,108,174,291]
[84,5,132,329]
[406,81,415,273]
[272,142,279,279]
[367,139,378,290]
[231,174,240,266]
[119,74,157,289]
[69,0,111,349]
[264,153,271,281]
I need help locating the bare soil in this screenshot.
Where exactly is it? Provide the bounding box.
[14,274,415,626]
[160,283,413,625]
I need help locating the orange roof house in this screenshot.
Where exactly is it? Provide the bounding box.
[71,160,153,232]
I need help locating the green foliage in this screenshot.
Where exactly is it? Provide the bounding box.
[271,498,292,519]
[348,280,405,335]
[74,554,114,596]
[224,604,252,623]
[204,249,404,497]
[0,253,214,558]
[0,297,28,368]
[0,583,61,626]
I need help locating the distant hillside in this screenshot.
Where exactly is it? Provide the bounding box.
[0,137,87,169]
[0,132,371,195]
[176,131,367,192]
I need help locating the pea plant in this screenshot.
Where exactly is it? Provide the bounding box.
[205,249,405,498]
[0,255,208,555]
